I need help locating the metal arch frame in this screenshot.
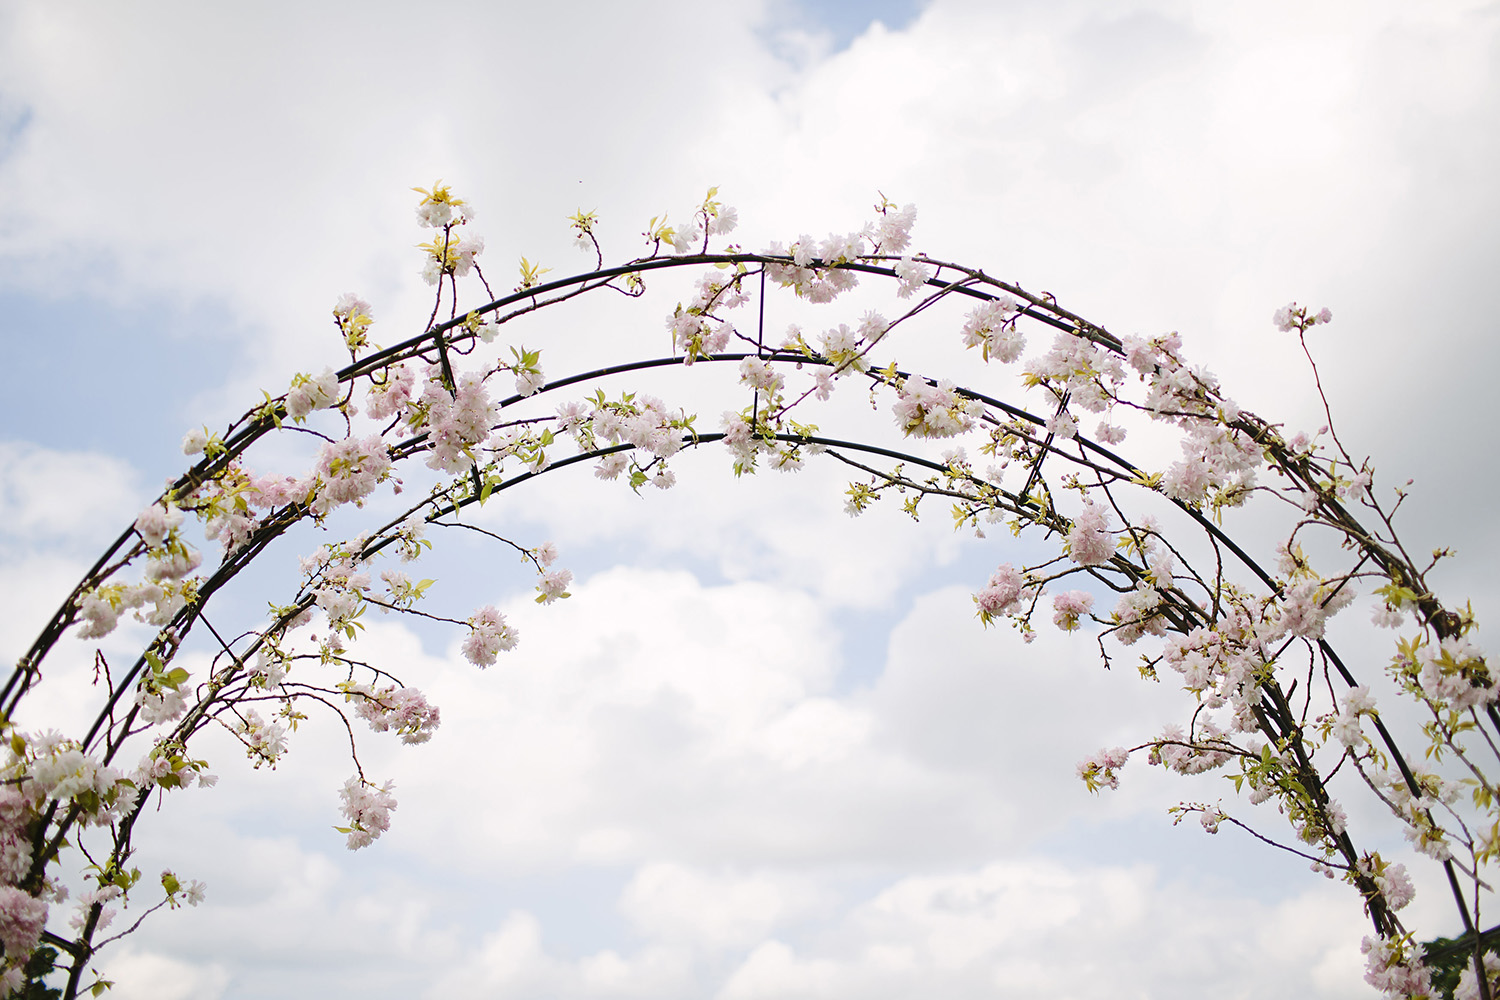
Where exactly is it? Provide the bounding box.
[7,250,1493,997]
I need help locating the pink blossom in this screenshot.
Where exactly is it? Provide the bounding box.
[1362,935,1432,998]
[463,606,519,667]
[1276,580,1329,640]
[858,311,888,346]
[1121,335,1157,374]
[346,684,441,745]
[133,503,182,548]
[812,370,834,401]
[1025,332,1123,412]
[537,568,573,604]
[975,564,1028,621]
[416,198,455,228]
[959,299,1024,363]
[334,292,371,318]
[515,367,545,397]
[0,887,47,958]
[1375,862,1414,911]
[339,777,397,850]
[285,368,341,420]
[1455,954,1500,1000]
[236,709,288,766]
[136,681,187,726]
[1111,584,1165,644]
[417,368,498,474]
[1051,590,1095,631]
[892,376,981,438]
[594,454,629,480]
[0,790,30,885]
[818,323,867,373]
[1066,502,1113,566]
[367,363,415,421]
[205,507,260,555]
[1344,685,1376,715]
[1094,421,1126,445]
[144,547,203,583]
[1045,411,1077,440]
[893,256,932,298]
[312,435,393,516]
[76,592,121,639]
[670,222,702,254]
[708,205,738,235]
[874,202,916,253]
[738,358,785,395]
[555,401,588,435]
[315,588,361,629]
[1332,711,1363,748]
[1077,746,1129,791]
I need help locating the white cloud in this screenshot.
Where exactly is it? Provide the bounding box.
[370,567,996,869]
[92,565,1394,997]
[424,910,692,999]
[708,861,1374,999]
[418,858,1374,1000]
[619,863,829,952]
[0,442,142,548]
[97,949,229,1000]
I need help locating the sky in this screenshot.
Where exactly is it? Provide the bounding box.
[1,1,1498,997]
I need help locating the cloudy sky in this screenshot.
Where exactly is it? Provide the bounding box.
[1,1,1498,997]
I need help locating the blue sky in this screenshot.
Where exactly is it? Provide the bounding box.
[2,2,1499,997]
[793,0,929,48]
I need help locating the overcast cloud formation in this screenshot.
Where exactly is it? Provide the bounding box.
[1,1,1498,997]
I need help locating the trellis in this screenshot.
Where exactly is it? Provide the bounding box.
[4,191,1490,999]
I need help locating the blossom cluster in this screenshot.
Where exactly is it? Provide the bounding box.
[338,777,397,850]
[974,564,1033,624]
[310,435,393,516]
[463,606,519,667]
[343,683,441,745]
[668,270,748,363]
[892,376,983,439]
[0,729,157,987]
[1362,936,1431,999]
[416,369,500,474]
[959,297,1025,362]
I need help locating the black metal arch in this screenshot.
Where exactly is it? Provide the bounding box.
[6,248,1490,998]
